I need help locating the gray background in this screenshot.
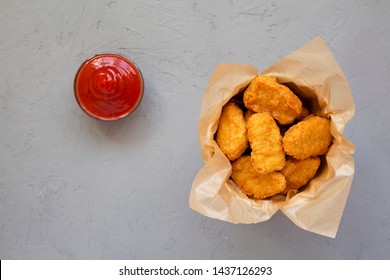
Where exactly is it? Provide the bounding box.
[1,0,389,259]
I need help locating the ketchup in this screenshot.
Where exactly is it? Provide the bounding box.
[74,53,143,121]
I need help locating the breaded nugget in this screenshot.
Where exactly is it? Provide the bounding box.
[243,75,302,125]
[297,106,310,121]
[231,156,286,199]
[283,116,332,160]
[244,109,254,122]
[280,157,321,194]
[247,112,285,174]
[215,102,248,161]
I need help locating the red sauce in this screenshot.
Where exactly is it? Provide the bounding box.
[74,53,143,121]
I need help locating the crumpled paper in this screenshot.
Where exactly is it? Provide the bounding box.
[189,37,355,238]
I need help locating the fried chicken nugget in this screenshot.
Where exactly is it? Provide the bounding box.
[215,102,248,161]
[297,106,310,121]
[283,116,332,160]
[280,157,321,194]
[247,112,285,174]
[231,156,286,199]
[244,109,254,122]
[243,75,302,125]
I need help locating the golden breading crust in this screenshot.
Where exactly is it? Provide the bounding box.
[215,102,248,161]
[280,157,321,194]
[231,156,286,199]
[244,109,254,122]
[243,75,302,125]
[247,112,285,174]
[283,116,332,160]
[297,106,310,121]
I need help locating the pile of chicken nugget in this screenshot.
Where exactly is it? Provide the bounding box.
[215,75,332,199]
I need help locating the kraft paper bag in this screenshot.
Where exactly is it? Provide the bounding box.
[189,37,355,238]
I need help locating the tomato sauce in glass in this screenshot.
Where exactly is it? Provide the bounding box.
[74,53,143,121]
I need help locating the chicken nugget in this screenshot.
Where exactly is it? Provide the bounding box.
[280,157,321,194]
[247,112,285,174]
[244,109,255,122]
[215,102,248,161]
[243,75,302,125]
[297,106,310,121]
[231,156,286,199]
[283,116,332,160]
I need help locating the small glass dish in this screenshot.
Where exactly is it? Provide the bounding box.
[74,53,144,121]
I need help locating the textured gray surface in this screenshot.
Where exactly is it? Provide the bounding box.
[1,0,390,259]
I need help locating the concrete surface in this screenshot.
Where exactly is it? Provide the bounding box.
[1,0,390,259]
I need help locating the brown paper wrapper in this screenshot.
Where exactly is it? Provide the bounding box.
[189,37,355,238]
